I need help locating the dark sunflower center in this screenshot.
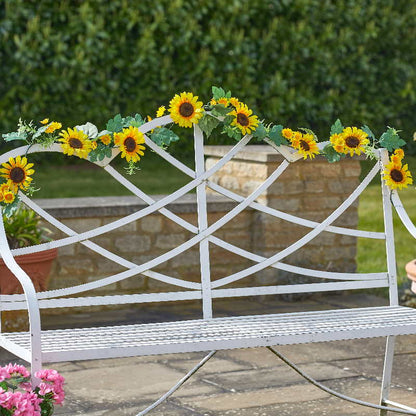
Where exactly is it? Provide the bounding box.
[345,136,360,148]
[237,112,249,127]
[124,137,137,152]
[69,138,83,149]
[10,167,25,183]
[179,102,194,117]
[300,140,310,151]
[390,169,404,183]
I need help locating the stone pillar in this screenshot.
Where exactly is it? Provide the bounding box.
[205,145,361,294]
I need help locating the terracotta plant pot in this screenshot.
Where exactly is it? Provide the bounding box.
[0,248,58,295]
[405,259,416,294]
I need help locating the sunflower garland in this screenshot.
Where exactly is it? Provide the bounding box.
[0,86,414,215]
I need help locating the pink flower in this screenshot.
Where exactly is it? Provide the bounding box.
[5,364,30,379]
[0,367,11,382]
[35,369,65,405]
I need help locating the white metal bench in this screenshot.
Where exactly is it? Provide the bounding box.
[1,115,416,415]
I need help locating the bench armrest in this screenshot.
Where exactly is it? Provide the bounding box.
[0,211,42,373]
[390,190,416,239]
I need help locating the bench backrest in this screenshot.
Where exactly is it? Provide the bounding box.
[0,116,398,320]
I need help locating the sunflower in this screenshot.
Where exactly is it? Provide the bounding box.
[228,97,240,108]
[332,127,369,156]
[99,134,112,146]
[211,97,229,107]
[0,184,15,204]
[391,148,405,164]
[59,127,93,159]
[40,118,49,125]
[291,133,320,159]
[114,126,146,163]
[45,121,62,134]
[156,106,166,118]
[282,128,294,141]
[169,92,204,128]
[383,161,413,190]
[0,156,34,193]
[230,103,259,135]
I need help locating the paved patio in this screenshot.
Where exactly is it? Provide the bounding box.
[1,293,415,415]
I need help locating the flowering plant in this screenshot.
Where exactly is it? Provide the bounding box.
[0,86,412,216]
[0,363,64,416]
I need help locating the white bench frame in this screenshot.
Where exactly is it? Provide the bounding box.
[0,115,416,415]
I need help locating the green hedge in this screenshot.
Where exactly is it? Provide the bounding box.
[1,0,416,152]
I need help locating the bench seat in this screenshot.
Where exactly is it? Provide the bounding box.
[2,306,416,363]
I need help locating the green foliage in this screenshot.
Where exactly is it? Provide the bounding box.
[198,113,220,138]
[379,127,406,152]
[252,122,267,141]
[322,144,342,163]
[88,142,113,162]
[1,0,416,155]
[268,125,288,146]
[3,206,51,249]
[212,86,231,100]
[330,119,344,136]
[150,127,180,147]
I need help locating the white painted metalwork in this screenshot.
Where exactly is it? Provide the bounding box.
[379,149,399,306]
[267,346,416,415]
[0,119,415,414]
[2,306,416,364]
[136,350,216,416]
[208,180,385,240]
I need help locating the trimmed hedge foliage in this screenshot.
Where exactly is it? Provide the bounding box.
[1,0,416,151]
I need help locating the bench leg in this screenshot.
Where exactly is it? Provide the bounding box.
[135,350,216,416]
[380,335,396,415]
[267,346,416,415]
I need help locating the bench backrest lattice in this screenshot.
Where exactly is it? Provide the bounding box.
[0,116,398,321]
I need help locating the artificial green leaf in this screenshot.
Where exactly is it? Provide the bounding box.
[212,86,226,100]
[2,131,26,142]
[222,125,242,141]
[106,114,123,133]
[268,124,288,146]
[199,114,220,138]
[322,144,342,163]
[252,122,267,140]
[123,113,145,128]
[151,128,180,147]
[223,114,234,125]
[330,119,344,136]
[379,127,406,152]
[211,104,232,117]
[361,124,375,141]
[88,143,111,162]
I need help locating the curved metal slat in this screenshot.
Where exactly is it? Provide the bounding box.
[18,195,201,296]
[209,235,388,281]
[12,134,253,257]
[103,165,198,233]
[208,180,385,240]
[391,190,416,239]
[6,154,290,299]
[212,163,380,288]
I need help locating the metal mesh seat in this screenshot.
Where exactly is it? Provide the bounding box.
[3,306,416,363]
